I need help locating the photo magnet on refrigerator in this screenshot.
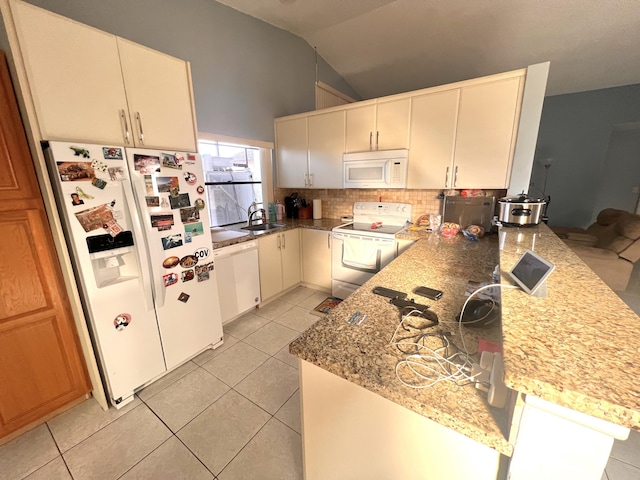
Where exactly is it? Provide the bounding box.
[196,185,204,194]
[184,171,197,185]
[92,177,107,189]
[70,193,84,206]
[163,272,179,287]
[108,166,125,181]
[103,147,123,160]
[114,313,131,331]
[178,292,190,303]
[161,234,183,250]
[161,153,182,170]
[57,162,95,182]
[91,159,108,172]
[181,269,194,282]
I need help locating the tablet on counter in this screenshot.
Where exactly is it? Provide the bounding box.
[508,249,555,295]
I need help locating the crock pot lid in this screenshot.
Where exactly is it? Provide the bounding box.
[499,194,545,203]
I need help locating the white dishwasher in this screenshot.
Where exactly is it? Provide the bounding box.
[212,240,261,323]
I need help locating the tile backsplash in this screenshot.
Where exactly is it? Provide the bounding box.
[274,188,506,223]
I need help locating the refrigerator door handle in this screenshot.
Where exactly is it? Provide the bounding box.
[121,178,156,312]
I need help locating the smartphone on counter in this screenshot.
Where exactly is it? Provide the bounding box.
[413,286,443,300]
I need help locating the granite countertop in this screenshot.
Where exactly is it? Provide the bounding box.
[498,223,640,429]
[210,218,343,249]
[290,233,514,456]
[290,222,640,456]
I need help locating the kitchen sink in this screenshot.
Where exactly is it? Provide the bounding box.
[241,223,286,232]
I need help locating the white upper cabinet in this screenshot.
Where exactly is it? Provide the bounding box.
[275,116,308,188]
[117,38,197,151]
[11,1,197,151]
[407,89,460,189]
[12,1,129,145]
[307,110,345,188]
[345,98,409,152]
[453,76,523,189]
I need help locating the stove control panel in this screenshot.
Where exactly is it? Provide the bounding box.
[352,202,412,226]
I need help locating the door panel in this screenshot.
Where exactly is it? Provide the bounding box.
[0,51,91,439]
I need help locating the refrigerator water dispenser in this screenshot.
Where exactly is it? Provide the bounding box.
[87,231,138,287]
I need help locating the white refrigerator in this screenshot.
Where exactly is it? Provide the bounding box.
[44,141,223,408]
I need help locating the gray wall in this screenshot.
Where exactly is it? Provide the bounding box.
[531,83,640,228]
[0,0,360,143]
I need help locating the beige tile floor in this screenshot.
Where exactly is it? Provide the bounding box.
[1,285,639,480]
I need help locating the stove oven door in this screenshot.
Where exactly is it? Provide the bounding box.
[331,231,396,299]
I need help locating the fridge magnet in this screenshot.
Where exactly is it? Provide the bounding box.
[103,219,123,237]
[161,234,183,250]
[161,153,182,169]
[70,146,90,158]
[151,213,175,231]
[57,162,95,181]
[133,154,161,174]
[197,271,210,282]
[70,193,84,206]
[184,171,197,185]
[193,246,210,261]
[174,153,186,165]
[184,232,192,243]
[156,176,180,195]
[180,207,199,224]
[144,175,155,195]
[186,153,197,163]
[178,292,190,303]
[194,198,205,210]
[196,185,205,194]
[75,204,115,232]
[91,177,107,189]
[162,256,180,268]
[113,313,131,331]
[145,196,160,207]
[103,147,123,160]
[179,255,198,268]
[75,186,94,200]
[91,159,108,173]
[163,272,179,287]
[185,222,204,238]
[195,261,214,275]
[169,193,191,209]
[181,269,194,282]
[160,196,170,209]
[108,166,126,181]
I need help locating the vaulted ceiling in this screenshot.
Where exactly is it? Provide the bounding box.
[215,0,640,99]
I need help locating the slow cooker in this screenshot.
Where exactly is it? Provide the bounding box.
[498,195,546,227]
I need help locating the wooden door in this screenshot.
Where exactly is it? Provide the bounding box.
[0,51,91,440]
[117,37,198,152]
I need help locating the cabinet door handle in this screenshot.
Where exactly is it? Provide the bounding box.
[376,131,379,150]
[120,109,130,144]
[304,173,308,187]
[282,233,286,249]
[369,131,373,151]
[327,233,331,249]
[454,166,459,187]
[308,173,313,187]
[135,112,145,145]
[445,166,450,188]
[277,234,281,249]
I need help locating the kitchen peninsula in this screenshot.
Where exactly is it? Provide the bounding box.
[290,223,640,479]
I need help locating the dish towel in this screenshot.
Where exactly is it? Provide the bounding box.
[342,237,380,271]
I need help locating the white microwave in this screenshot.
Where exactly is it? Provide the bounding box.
[343,149,408,189]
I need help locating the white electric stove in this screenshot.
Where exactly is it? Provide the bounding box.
[331,202,412,299]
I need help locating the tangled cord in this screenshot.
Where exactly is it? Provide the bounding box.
[390,284,519,389]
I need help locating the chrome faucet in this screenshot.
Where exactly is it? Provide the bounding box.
[247,202,266,227]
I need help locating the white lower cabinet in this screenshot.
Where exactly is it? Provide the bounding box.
[258,229,301,301]
[301,229,332,291]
